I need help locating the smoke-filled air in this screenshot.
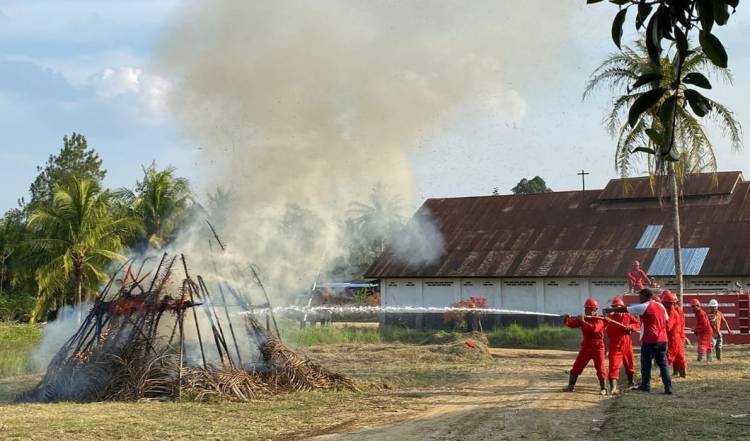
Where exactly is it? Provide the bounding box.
[153,0,576,299]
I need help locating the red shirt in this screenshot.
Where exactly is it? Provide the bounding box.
[693,307,711,334]
[666,307,684,340]
[606,313,639,351]
[627,301,668,343]
[564,316,606,349]
[627,268,651,289]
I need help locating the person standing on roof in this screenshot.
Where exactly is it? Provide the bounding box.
[662,290,687,377]
[562,298,608,395]
[604,288,672,394]
[690,299,713,362]
[707,299,732,361]
[605,296,639,394]
[627,260,652,293]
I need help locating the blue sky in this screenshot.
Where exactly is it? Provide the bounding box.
[1,1,749,212]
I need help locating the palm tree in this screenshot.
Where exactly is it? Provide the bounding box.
[118,165,193,249]
[584,39,742,302]
[584,39,741,177]
[27,178,140,321]
[348,183,406,263]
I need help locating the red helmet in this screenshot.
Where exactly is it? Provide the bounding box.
[610,296,625,307]
[690,298,701,307]
[661,290,678,303]
[584,298,599,309]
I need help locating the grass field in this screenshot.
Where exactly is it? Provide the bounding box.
[283,323,579,349]
[0,322,42,377]
[1,322,747,440]
[598,345,750,440]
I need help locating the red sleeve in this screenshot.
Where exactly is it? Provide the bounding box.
[564,316,582,329]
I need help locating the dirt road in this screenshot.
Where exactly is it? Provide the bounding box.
[308,348,610,441]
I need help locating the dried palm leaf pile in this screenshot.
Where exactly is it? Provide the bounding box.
[20,253,354,403]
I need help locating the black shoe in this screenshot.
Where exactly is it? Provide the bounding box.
[633,385,650,392]
[664,388,673,395]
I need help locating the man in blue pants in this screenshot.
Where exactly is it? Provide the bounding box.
[604,288,672,394]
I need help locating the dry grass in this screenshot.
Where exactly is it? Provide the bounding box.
[2,343,747,440]
[0,342,494,440]
[598,345,750,440]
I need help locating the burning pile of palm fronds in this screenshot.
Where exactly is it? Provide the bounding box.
[21,253,354,403]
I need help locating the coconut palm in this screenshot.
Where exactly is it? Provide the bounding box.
[117,165,193,249]
[584,39,741,177]
[348,183,406,264]
[27,178,140,321]
[585,38,742,302]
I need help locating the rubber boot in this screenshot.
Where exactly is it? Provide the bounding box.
[563,373,578,392]
[672,366,678,376]
[609,379,619,395]
[626,373,634,387]
[679,368,686,378]
[697,352,704,362]
[716,347,721,361]
[599,379,607,396]
[706,352,712,362]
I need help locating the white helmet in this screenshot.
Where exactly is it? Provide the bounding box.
[708,299,719,307]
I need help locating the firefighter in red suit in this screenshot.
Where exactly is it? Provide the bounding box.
[627,260,652,292]
[605,296,639,394]
[562,298,607,395]
[662,290,687,377]
[690,299,713,362]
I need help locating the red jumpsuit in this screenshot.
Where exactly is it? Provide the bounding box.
[606,313,639,380]
[693,307,713,354]
[627,268,651,291]
[564,316,606,381]
[667,306,687,370]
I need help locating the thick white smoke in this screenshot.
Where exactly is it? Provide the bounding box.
[154,0,576,298]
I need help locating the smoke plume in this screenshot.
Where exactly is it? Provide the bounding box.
[154,0,576,298]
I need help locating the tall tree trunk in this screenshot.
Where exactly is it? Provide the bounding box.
[668,164,684,306]
[74,260,83,323]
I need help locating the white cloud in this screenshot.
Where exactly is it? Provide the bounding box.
[91,66,173,124]
[94,67,141,97]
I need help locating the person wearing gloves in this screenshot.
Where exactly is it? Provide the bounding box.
[707,299,732,361]
[562,298,607,395]
[605,296,639,394]
[604,288,672,394]
[691,299,713,362]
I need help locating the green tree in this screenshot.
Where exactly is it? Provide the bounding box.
[28,133,105,211]
[511,176,552,195]
[588,0,742,304]
[347,183,405,271]
[583,40,741,177]
[117,165,193,249]
[27,178,140,321]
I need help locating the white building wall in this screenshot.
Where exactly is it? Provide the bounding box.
[381,277,746,314]
[460,279,502,307]
[500,280,537,311]
[422,279,460,307]
[382,279,423,307]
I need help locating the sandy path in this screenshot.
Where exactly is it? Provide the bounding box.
[308,348,610,441]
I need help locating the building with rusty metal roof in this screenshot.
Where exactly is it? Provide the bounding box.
[367,171,750,319]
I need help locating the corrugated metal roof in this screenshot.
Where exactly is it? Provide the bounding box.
[366,171,750,278]
[598,171,741,200]
[636,225,663,249]
[647,248,709,276]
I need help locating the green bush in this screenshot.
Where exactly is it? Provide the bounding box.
[284,326,382,346]
[0,322,43,377]
[284,323,579,350]
[0,294,36,322]
[486,324,579,350]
